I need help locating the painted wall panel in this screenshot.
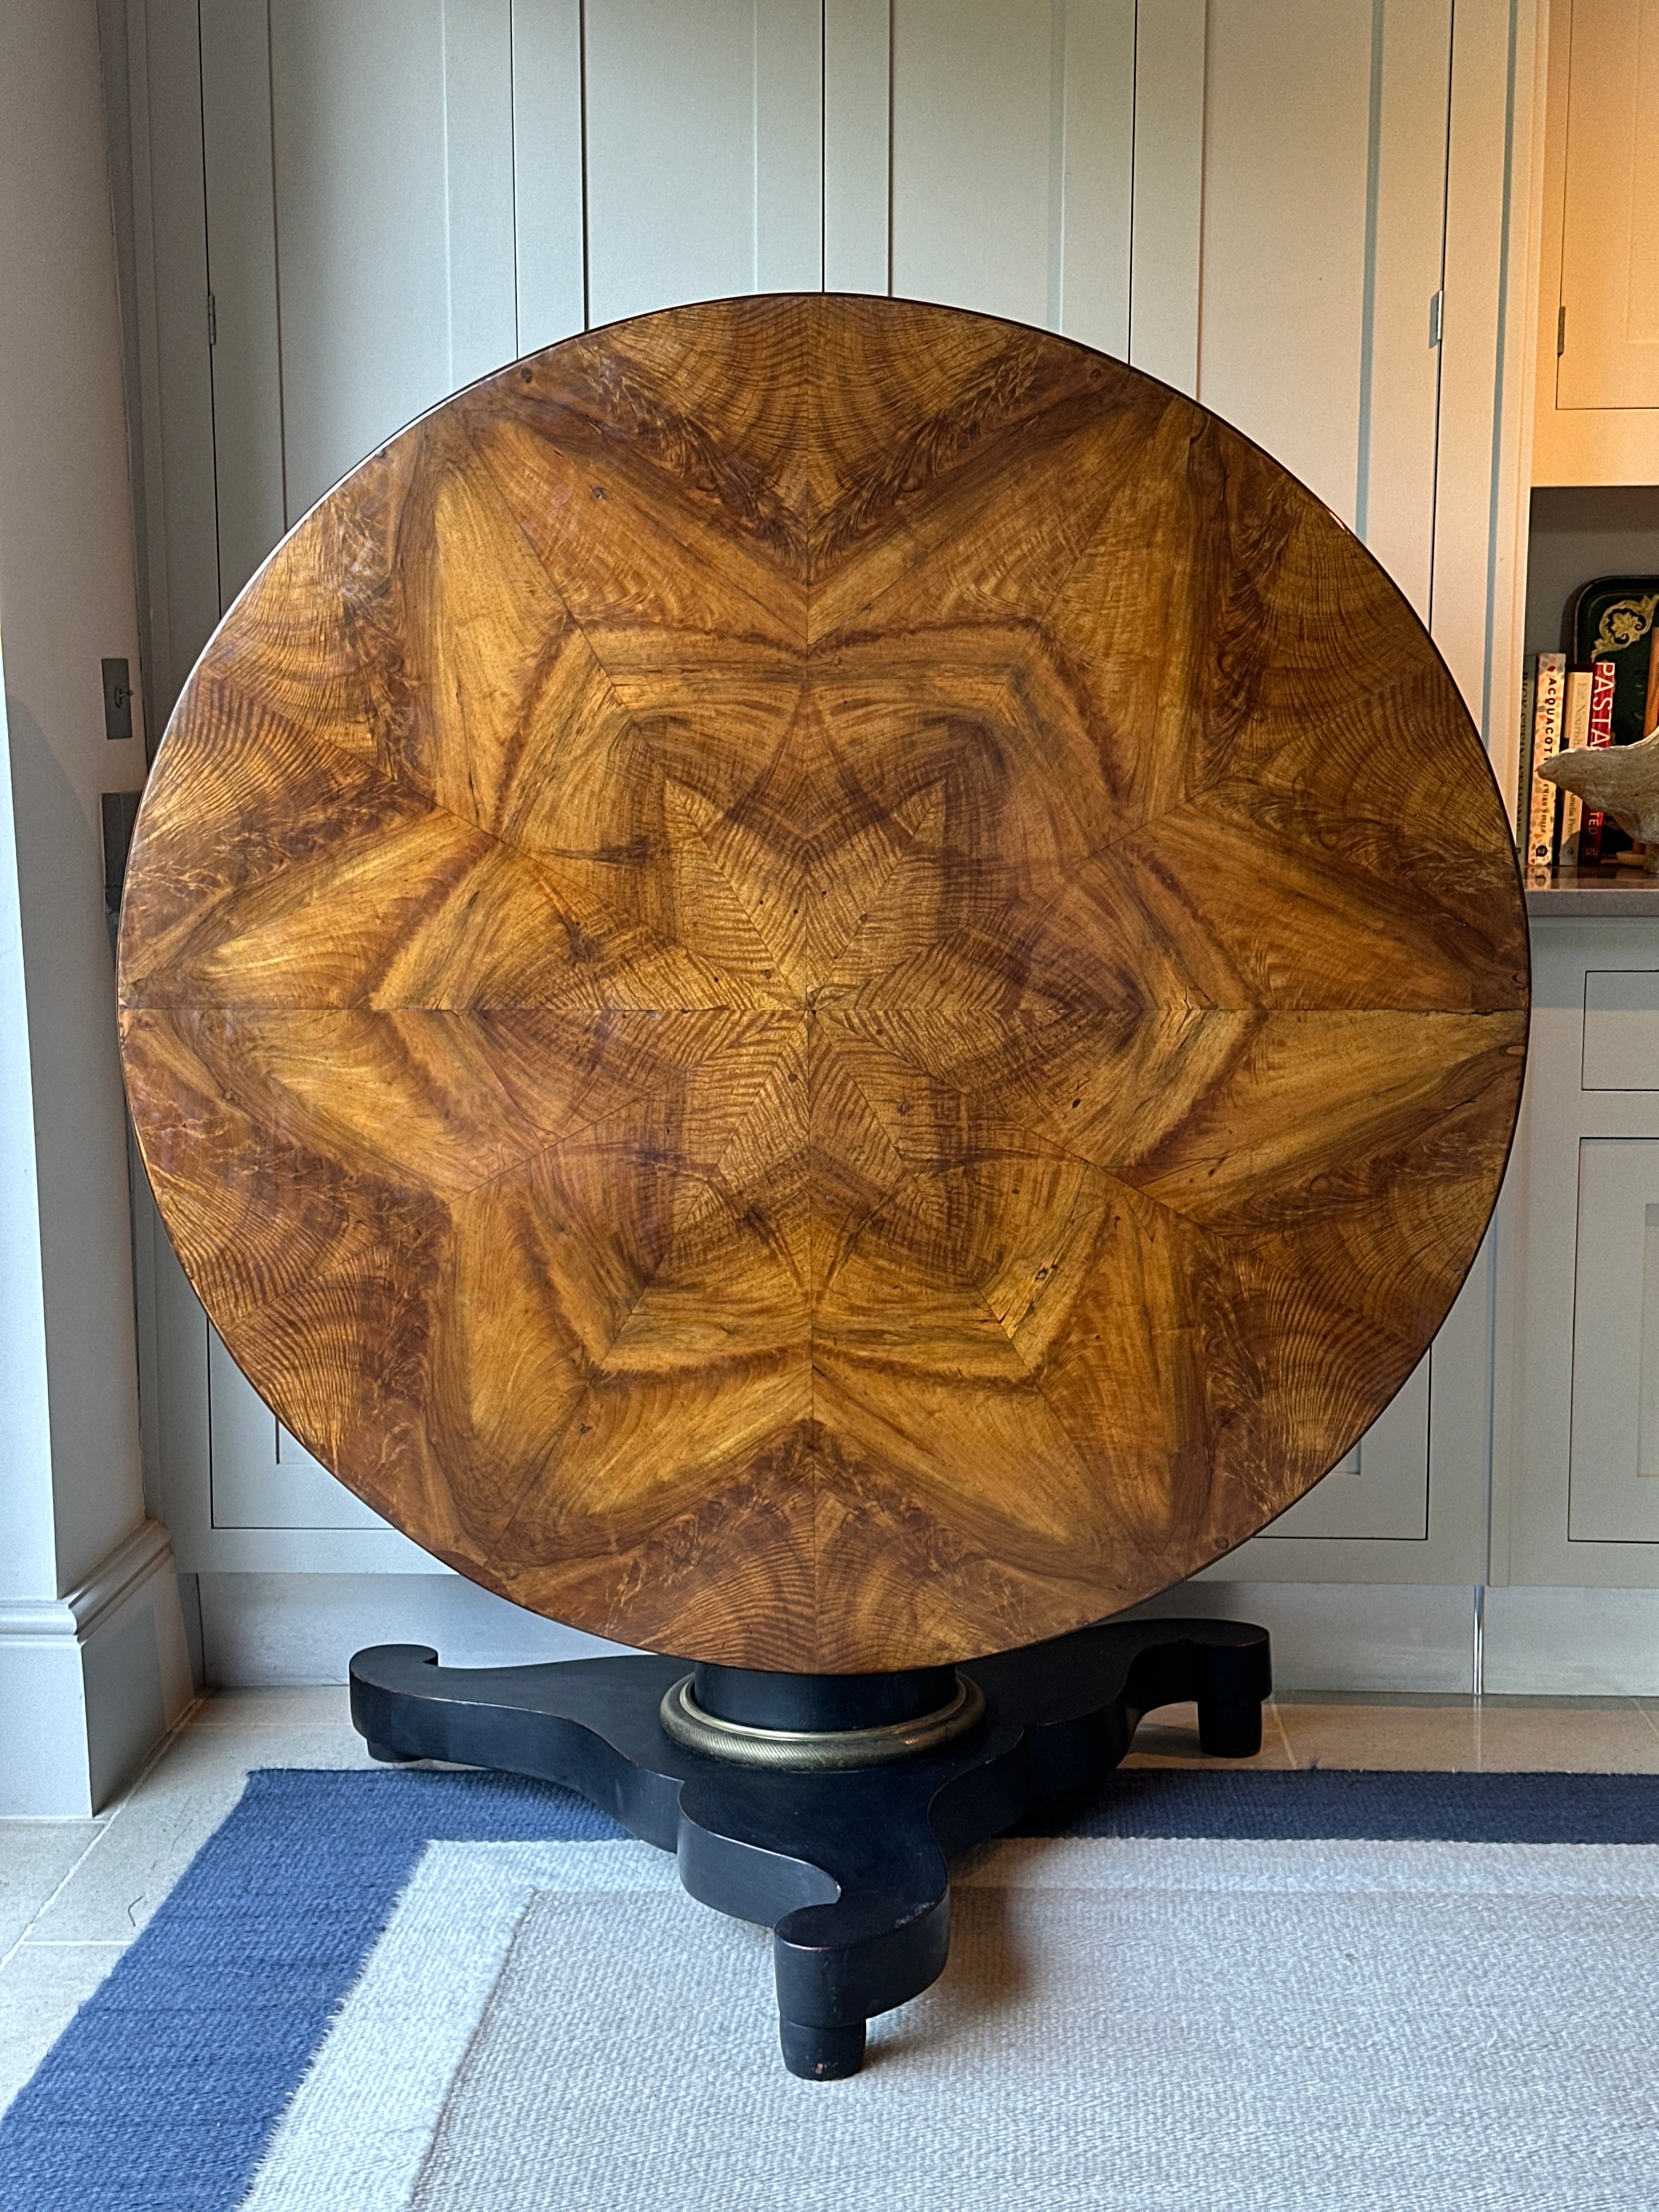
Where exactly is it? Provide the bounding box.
[1198,0,1374,526]
[1128,0,1204,393]
[1054,0,1135,356]
[1568,1142,1659,1542]
[133,0,222,713]
[890,0,1134,343]
[824,0,891,294]
[1361,0,1452,617]
[1431,0,1517,727]
[512,0,586,351]
[443,0,519,390]
[890,0,1055,327]
[585,0,821,327]
[268,0,518,520]
[199,0,285,610]
[757,1,827,290]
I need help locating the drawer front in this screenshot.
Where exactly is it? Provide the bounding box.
[1569,1138,1659,1542]
[208,1330,389,1531]
[1256,1353,1430,1541]
[1583,971,1659,1090]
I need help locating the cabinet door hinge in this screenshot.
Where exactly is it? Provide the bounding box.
[1428,290,1443,348]
[1558,304,1566,358]
[207,291,217,348]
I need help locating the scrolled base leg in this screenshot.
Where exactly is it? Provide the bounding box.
[1197,1698,1263,1758]
[779,2017,866,2080]
[364,1738,420,1764]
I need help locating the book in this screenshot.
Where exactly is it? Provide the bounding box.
[1568,576,1659,857]
[1579,658,1618,867]
[1526,652,1567,876]
[1515,658,1538,847]
[1558,668,1593,859]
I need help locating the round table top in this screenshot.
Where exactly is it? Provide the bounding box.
[119,295,1529,1673]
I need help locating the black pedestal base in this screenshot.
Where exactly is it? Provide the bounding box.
[348,1615,1270,2079]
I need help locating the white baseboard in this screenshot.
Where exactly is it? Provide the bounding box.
[200,1573,1480,1696]
[196,1572,636,1686]
[1482,1586,1659,1694]
[0,1520,194,1814]
[188,1573,1659,1700]
[1123,1582,1480,1694]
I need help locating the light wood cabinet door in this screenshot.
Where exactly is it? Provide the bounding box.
[1534,0,1659,483]
[1556,0,1659,412]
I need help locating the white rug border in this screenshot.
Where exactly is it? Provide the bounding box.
[236,1839,677,2212]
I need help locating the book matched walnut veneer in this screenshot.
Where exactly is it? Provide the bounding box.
[118,296,1529,1673]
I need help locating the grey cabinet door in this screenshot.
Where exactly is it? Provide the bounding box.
[885,0,1452,612]
[201,0,533,601]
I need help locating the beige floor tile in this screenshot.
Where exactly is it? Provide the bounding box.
[29,1720,377,1945]
[0,1824,105,1955]
[0,1940,123,2120]
[1475,1703,1659,1771]
[1275,1702,1483,1770]
[184,1686,354,1729]
[1122,1700,1295,1769]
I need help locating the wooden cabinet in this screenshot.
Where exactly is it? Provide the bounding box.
[1534,0,1659,483]
[117,0,1535,1617]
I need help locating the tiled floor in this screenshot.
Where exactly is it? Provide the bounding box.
[2,1685,1657,2116]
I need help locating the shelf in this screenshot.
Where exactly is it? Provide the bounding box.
[1526,868,1659,917]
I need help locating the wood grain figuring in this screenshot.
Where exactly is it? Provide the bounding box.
[117,296,1529,1671]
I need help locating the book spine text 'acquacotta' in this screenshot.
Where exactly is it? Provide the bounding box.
[1526,652,1568,876]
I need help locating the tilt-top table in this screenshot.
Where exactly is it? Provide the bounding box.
[118,295,1528,2075]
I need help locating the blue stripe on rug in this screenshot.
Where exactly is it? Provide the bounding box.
[1034,1766,1659,1842]
[2,1762,1656,2212]
[0,1772,622,2212]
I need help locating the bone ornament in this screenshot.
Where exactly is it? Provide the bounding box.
[1538,728,1659,867]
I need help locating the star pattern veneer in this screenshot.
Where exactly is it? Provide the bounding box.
[118,295,1530,1674]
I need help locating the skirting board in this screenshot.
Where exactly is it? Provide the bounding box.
[1481,1587,1659,1696]
[194,1575,1659,1698]
[197,1572,636,1688]
[200,1574,1469,1695]
[0,1520,194,1815]
[1123,1583,1480,1695]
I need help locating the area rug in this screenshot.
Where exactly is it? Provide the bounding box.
[4,1767,1659,2212]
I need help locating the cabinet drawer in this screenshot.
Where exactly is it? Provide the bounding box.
[208,1329,389,1531]
[1570,1139,1659,1541]
[1256,1352,1430,1541]
[1582,971,1659,1089]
